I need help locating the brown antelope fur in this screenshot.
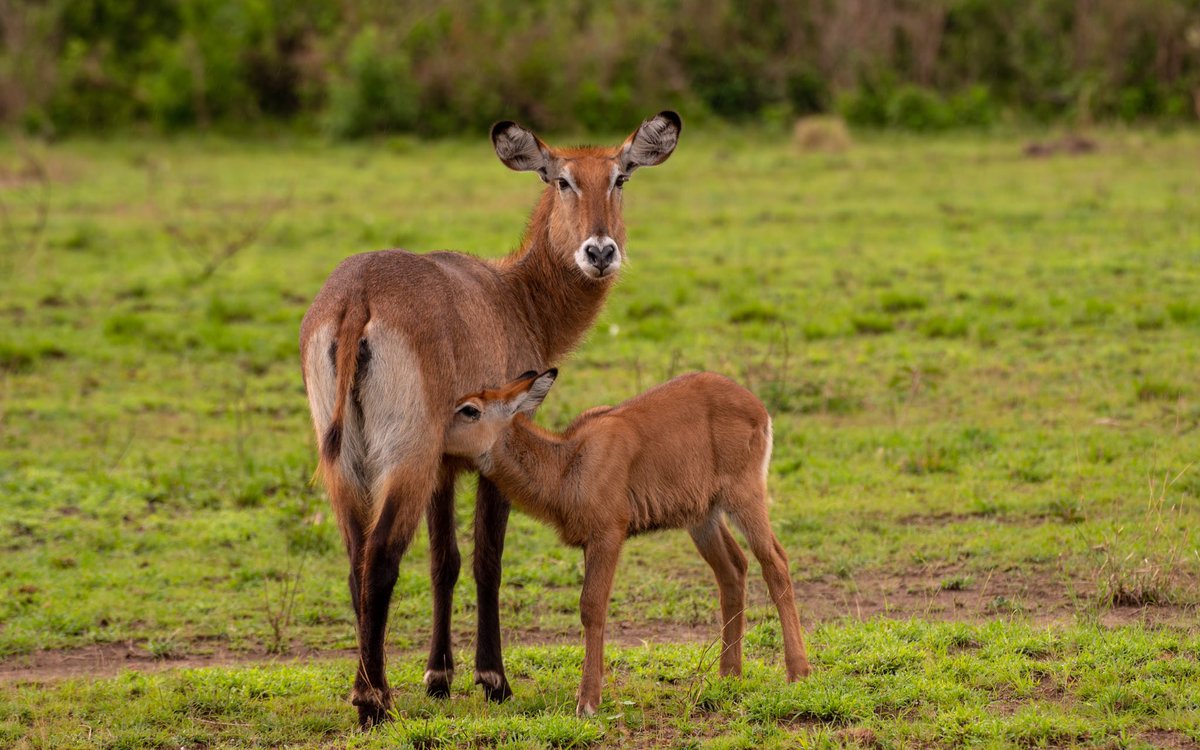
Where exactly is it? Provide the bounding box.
[300,113,681,727]
[445,370,812,716]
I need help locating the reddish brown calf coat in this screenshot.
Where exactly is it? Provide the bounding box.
[446,371,812,715]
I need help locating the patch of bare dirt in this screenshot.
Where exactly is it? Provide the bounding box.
[517,620,714,647]
[0,622,724,686]
[1140,729,1200,750]
[834,727,880,747]
[898,511,1040,527]
[3,564,1194,686]
[988,699,1022,716]
[789,564,1198,629]
[0,641,358,685]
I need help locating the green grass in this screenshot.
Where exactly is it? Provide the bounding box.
[5,622,1199,748]
[1,128,1199,746]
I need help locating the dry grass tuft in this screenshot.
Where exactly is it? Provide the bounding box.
[1088,465,1197,608]
[793,116,853,153]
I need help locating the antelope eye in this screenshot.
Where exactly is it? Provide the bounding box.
[614,175,627,188]
[457,404,481,420]
[556,178,571,191]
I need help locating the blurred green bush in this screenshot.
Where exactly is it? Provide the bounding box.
[2,0,1198,137]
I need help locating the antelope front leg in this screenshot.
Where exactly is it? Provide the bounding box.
[577,536,622,717]
[424,470,461,698]
[472,477,514,701]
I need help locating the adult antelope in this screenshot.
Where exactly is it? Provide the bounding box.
[444,369,812,716]
[300,112,681,727]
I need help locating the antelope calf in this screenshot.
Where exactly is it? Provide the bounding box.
[445,369,812,716]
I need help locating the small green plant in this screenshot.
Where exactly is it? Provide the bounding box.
[979,292,1017,309]
[1011,455,1052,484]
[1046,497,1085,524]
[851,313,895,335]
[729,303,781,324]
[986,596,1025,615]
[1134,310,1166,330]
[146,633,183,660]
[899,441,959,475]
[940,575,973,591]
[879,291,927,314]
[1135,379,1184,402]
[261,497,326,654]
[262,567,301,654]
[920,314,969,339]
[1166,300,1200,324]
[626,300,671,321]
[0,339,66,372]
[969,496,1008,517]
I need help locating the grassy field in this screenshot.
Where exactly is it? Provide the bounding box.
[1,126,1198,748]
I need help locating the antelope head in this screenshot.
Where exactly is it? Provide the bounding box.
[491,112,681,280]
[446,369,558,466]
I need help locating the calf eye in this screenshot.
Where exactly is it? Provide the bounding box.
[557,178,571,191]
[614,175,627,189]
[457,405,481,420]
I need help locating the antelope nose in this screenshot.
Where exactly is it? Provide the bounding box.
[585,242,617,272]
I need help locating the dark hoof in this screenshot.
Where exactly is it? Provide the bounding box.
[355,701,390,729]
[352,686,392,729]
[424,668,454,699]
[475,669,513,702]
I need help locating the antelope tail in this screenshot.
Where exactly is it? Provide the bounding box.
[322,301,370,462]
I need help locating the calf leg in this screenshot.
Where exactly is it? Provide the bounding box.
[577,534,623,716]
[730,497,811,681]
[689,514,749,677]
[424,468,461,698]
[472,476,513,701]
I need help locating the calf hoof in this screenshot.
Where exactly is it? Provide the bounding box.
[787,663,813,681]
[576,699,598,717]
[351,686,391,729]
[474,670,513,703]
[424,669,454,699]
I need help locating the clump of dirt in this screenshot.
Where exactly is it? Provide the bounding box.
[1023,135,1098,158]
[834,727,880,747]
[1139,729,1199,750]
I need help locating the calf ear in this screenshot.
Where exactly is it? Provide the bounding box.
[512,369,558,417]
[619,111,681,174]
[492,121,557,182]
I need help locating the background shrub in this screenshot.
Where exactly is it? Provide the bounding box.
[1,0,1198,137]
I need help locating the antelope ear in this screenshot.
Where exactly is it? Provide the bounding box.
[511,369,558,417]
[492,121,557,182]
[619,111,681,173]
